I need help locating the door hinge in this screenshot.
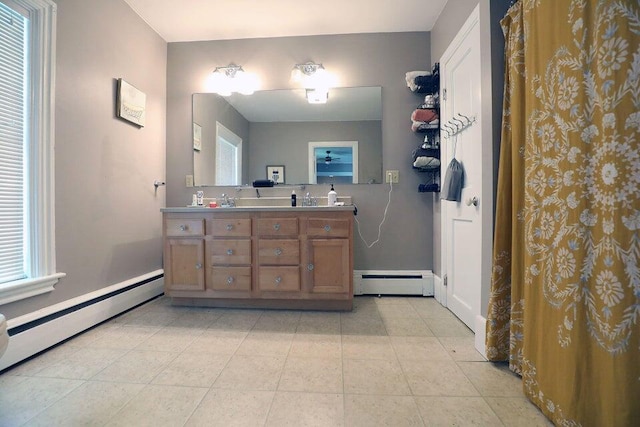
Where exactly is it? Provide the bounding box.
[443,274,448,287]
[442,88,447,101]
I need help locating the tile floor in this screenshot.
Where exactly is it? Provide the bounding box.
[0,296,552,426]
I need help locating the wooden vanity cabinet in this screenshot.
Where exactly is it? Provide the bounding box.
[162,208,353,310]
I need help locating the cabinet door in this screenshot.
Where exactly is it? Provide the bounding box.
[165,238,205,291]
[306,239,351,294]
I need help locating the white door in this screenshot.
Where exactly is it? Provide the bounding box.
[440,6,483,331]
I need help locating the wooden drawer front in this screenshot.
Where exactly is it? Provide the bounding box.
[258,239,300,265]
[307,218,350,238]
[256,218,298,237]
[210,239,251,265]
[259,267,300,292]
[210,267,251,291]
[165,219,204,237]
[210,219,251,237]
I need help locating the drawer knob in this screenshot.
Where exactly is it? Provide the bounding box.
[324,225,331,232]
[195,263,202,269]
[226,224,233,231]
[179,224,188,231]
[227,276,234,285]
[273,223,280,231]
[227,249,234,255]
[275,276,282,285]
[307,263,314,271]
[275,248,283,256]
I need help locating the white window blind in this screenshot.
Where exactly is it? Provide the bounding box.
[0,2,28,285]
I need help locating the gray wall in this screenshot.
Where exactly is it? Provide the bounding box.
[248,120,382,184]
[167,32,433,270]
[2,0,167,319]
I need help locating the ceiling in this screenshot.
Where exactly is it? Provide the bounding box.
[122,0,449,43]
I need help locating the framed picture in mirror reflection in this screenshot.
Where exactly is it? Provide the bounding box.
[267,165,285,184]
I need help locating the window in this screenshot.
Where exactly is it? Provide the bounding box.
[215,122,242,186]
[0,0,63,305]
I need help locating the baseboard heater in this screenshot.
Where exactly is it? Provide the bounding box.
[354,270,433,296]
[0,270,164,372]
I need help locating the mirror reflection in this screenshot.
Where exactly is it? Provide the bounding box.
[192,87,382,186]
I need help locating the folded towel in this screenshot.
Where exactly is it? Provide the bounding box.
[413,156,441,169]
[411,118,440,132]
[418,183,440,193]
[411,108,438,123]
[405,70,431,91]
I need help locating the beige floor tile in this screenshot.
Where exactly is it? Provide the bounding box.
[92,350,177,383]
[390,336,452,362]
[114,309,182,328]
[213,354,285,390]
[410,298,454,318]
[169,309,224,328]
[297,312,341,334]
[185,329,247,354]
[438,336,486,361]
[266,391,344,427]
[373,296,415,307]
[342,335,397,360]
[344,394,424,427]
[349,298,383,318]
[485,397,553,426]
[186,389,275,427]
[290,333,342,358]
[344,358,410,395]
[415,396,503,426]
[278,357,343,393]
[382,317,434,337]
[136,326,203,352]
[67,323,122,347]
[253,310,301,333]
[208,312,260,333]
[6,343,82,377]
[0,376,83,426]
[105,384,207,427]
[152,352,230,387]
[457,362,523,397]
[34,347,127,380]
[422,316,473,337]
[235,331,293,357]
[86,325,160,349]
[400,359,479,396]
[341,317,387,336]
[25,381,144,426]
[377,303,421,319]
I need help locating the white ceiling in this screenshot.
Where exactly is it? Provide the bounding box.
[123,0,449,43]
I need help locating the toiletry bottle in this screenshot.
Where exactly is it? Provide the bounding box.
[196,190,204,206]
[328,184,337,206]
[291,190,297,207]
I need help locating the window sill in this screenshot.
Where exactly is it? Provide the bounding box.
[0,273,66,306]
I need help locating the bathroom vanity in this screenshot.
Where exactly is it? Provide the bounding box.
[162,206,354,310]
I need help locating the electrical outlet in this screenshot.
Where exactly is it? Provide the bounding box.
[386,170,399,184]
[185,174,194,187]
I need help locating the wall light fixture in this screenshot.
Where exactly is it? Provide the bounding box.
[291,61,336,91]
[208,64,259,96]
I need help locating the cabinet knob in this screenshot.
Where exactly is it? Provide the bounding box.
[275,248,283,256]
[226,224,233,231]
[275,276,282,285]
[324,225,331,232]
[179,224,187,231]
[195,263,202,269]
[227,249,234,255]
[307,263,314,271]
[273,223,280,231]
[227,276,234,285]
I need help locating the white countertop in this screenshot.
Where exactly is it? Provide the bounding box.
[161,205,356,213]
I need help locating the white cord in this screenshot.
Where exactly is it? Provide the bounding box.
[353,179,393,248]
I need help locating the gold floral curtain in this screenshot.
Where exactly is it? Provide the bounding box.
[486,0,640,425]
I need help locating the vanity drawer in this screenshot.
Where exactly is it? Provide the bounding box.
[165,218,205,237]
[209,239,251,265]
[258,239,300,265]
[209,218,251,237]
[258,267,300,292]
[256,218,298,237]
[307,218,350,238]
[210,267,251,291]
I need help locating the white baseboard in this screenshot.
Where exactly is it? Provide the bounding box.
[354,270,433,296]
[474,315,488,360]
[0,270,164,372]
[433,274,447,306]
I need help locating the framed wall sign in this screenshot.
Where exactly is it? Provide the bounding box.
[116,78,146,127]
[266,165,285,184]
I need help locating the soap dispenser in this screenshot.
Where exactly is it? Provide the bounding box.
[328,184,337,206]
[291,189,297,207]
